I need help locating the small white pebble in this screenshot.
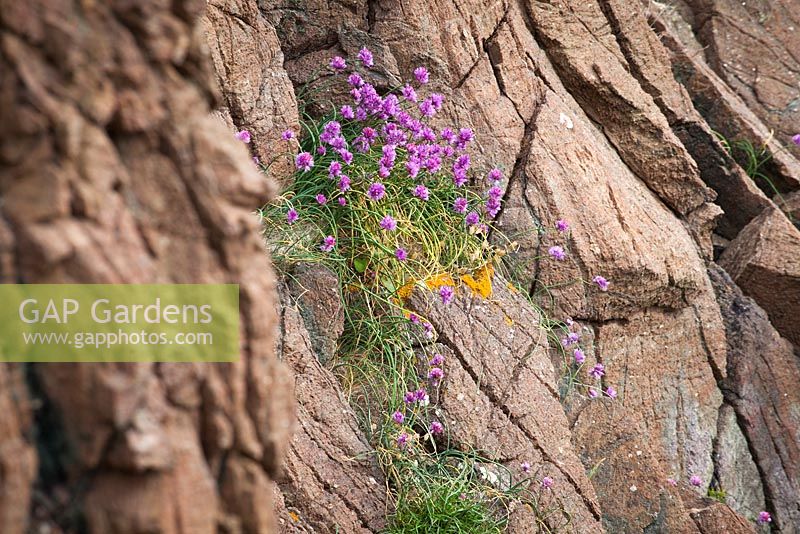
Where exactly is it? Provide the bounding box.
[630,485,638,492]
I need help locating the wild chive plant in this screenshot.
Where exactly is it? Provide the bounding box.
[256,49,614,531]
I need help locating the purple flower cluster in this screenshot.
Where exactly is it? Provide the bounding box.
[439,285,454,305]
[283,49,504,232]
[561,319,617,402]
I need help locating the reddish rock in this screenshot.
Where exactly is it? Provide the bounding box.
[571,400,700,533]
[0,1,293,533]
[596,0,771,240]
[710,265,800,530]
[719,206,800,346]
[682,491,755,534]
[275,289,387,533]
[652,4,800,194]
[410,282,604,532]
[684,0,800,161]
[0,365,36,534]
[205,0,300,175]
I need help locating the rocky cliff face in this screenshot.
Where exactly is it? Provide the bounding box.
[1,0,798,533]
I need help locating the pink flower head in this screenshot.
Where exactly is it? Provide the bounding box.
[793,134,800,146]
[392,411,405,424]
[430,421,444,435]
[404,391,416,403]
[541,476,554,489]
[487,168,503,183]
[689,475,702,487]
[562,332,580,347]
[358,47,374,67]
[593,275,609,291]
[453,197,468,214]
[454,153,471,172]
[453,169,468,187]
[414,388,429,402]
[368,182,386,201]
[339,149,353,165]
[457,128,474,147]
[395,248,408,261]
[465,211,480,226]
[414,66,429,84]
[441,128,456,143]
[521,462,531,473]
[295,152,314,172]
[419,98,436,117]
[235,130,251,143]
[573,348,586,364]
[329,160,342,178]
[587,388,599,399]
[347,73,364,87]
[605,386,617,399]
[666,478,678,487]
[439,285,454,305]
[340,105,355,119]
[317,145,327,155]
[413,184,430,201]
[380,214,397,231]
[330,56,347,70]
[548,246,566,261]
[758,511,772,524]
[397,432,409,448]
[338,197,347,206]
[320,235,336,252]
[281,130,294,141]
[429,354,444,366]
[427,367,444,382]
[315,194,327,205]
[589,363,605,379]
[286,208,298,224]
[408,313,420,324]
[401,84,418,102]
[556,219,569,232]
[338,174,351,192]
[423,322,434,339]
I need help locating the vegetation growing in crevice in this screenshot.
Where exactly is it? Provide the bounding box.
[258,50,609,532]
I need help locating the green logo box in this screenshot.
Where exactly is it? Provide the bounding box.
[0,284,239,362]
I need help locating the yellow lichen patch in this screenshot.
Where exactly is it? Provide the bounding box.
[506,281,519,293]
[397,279,417,300]
[424,272,456,290]
[288,511,300,523]
[461,263,494,298]
[504,314,514,326]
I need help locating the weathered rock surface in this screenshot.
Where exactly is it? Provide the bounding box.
[682,0,800,161]
[653,1,800,194]
[275,287,387,533]
[0,1,292,533]
[719,206,800,346]
[205,0,300,172]
[713,404,766,520]
[571,400,700,533]
[410,282,604,532]
[2,0,800,531]
[0,365,36,534]
[710,265,800,531]
[219,0,800,530]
